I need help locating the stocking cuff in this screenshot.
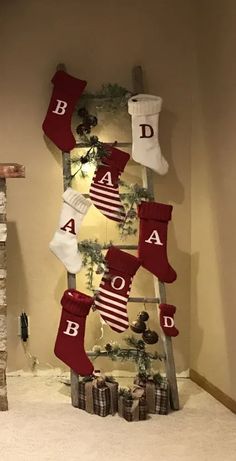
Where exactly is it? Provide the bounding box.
[105,246,141,276]
[51,70,87,96]
[61,289,94,317]
[128,94,162,116]
[159,303,176,315]
[138,201,173,222]
[102,145,130,172]
[63,188,91,214]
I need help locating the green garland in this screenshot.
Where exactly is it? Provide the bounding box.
[78,83,133,112]
[78,239,110,292]
[119,181,153,237]
[92,336,162,376]
[119,370,164,398]
[70,135,110,180]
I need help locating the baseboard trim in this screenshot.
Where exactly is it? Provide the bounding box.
[190,369,236,414]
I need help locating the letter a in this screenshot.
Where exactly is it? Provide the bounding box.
[98,171,113,186]
[63,320,80,336]
[60,218,76,235]
[140,124,154,138]
[52,99,68,115]
[145,229,163,245]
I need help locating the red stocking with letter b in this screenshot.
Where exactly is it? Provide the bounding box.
[42,70,87,151]
[54,289,94,376]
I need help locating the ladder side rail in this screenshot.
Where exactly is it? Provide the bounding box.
[62,148,79,407]
[133,65,179,410]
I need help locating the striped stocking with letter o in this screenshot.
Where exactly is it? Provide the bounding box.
[89,145,130,222]
[94,246,141,333]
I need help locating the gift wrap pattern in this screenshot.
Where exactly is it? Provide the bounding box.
[118,395,147,422]
[143,378,169,415]
[78,377,118,417]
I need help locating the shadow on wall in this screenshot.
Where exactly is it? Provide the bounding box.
[155,108,185,205]
[43,135,63,167]
[165,220,192,372]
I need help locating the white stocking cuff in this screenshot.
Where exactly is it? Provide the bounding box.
[63,187,91,214]
[128,94,162,116]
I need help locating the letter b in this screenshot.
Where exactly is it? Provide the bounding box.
[63,320,80,336]
[52,99,68,115]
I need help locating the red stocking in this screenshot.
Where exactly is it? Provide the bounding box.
[42,70,87,151]
[138,201,177,283]
[54,289,94,376]
[89,146,130,222]
[159,303,179,337]
[94,247,141,332]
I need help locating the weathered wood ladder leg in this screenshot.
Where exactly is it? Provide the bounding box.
[62,150,78,407]
[142,168,179,410]
[0,164,25,411]
[133,66,179,410]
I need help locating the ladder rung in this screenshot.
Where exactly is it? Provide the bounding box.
[75,142,132,148]
[103,244,137,250]
[81,194,134,202]
[86,350,165,359]
[78,243,137,250]
[128,297,160,303]
[92,292,159,303]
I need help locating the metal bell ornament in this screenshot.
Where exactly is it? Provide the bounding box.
[130,319,147,334]
[138,311,149,322]
[142,329,159,345]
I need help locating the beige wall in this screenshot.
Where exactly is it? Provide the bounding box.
[1,0,193,374]
[190,0,236,400]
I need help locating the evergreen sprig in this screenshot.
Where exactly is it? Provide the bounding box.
[78,239,110,292]
[70,136,110,181]
[92,337,161,375]
[78,83,133,112]
[119,387,133,400]
[118,182,154,237]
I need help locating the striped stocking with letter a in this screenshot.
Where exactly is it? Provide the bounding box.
[94,246,141,333]
[89,145,130,222]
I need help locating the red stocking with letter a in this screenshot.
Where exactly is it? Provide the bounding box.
[138,201,177,283]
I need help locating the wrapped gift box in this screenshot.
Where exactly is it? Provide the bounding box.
[134,373,169,415]
[78,375,118,417]
[118,386,147,422]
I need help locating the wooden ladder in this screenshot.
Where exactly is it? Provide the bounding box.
[57,64,179,411]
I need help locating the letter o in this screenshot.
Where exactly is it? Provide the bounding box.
[111,276,125,291]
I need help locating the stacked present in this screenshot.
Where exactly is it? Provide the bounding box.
[134,373,169,415]
[78,375,118,417]
[77,373,169,419]
[118,386,147,422]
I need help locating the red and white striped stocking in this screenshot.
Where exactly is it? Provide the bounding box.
[94,247,141,332]
[89,146,130,222]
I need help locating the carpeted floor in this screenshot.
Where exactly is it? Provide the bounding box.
[0,376,235,461]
